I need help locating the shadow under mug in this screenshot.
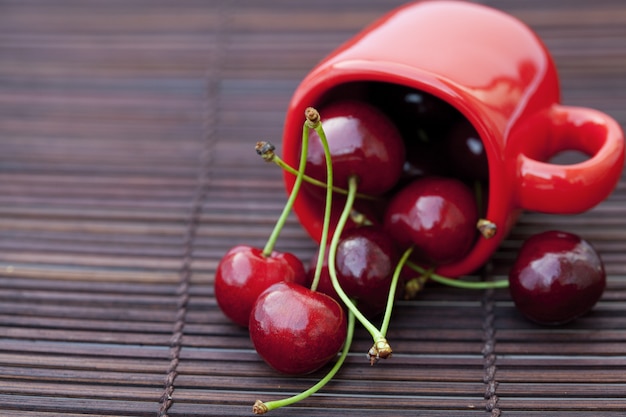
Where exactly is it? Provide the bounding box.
[281,0,625,277]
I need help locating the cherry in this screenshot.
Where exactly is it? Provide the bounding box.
[383,176,478,265]
[249,281,347,375]
[252,310,356,416]
[307,226,400,317]
[444,119,489,181]
[367,82,457,134]
[367,83,461,183]
[214,245,306,327]
[335,226,400,315]
[400,136,451,182]
[508,230,606,325]
[305,99,405,196]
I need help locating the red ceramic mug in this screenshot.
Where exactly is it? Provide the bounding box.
[281,0,624,277]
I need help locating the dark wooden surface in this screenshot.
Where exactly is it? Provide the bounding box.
[1,1,626,416]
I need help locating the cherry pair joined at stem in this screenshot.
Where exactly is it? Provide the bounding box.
[217,108,349,377]
[249,104,406,413]
[213,115,314,328]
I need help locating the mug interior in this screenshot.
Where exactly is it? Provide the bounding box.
[297,80,492,272]
[318,80,489,181]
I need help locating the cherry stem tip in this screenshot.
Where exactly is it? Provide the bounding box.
[255,141,276,162]
[305,107,320,129]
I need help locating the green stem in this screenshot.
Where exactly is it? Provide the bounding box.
[328,176,385,344]
[379,246,413,337]
[309,121,333,292]
[272,155,377,201]
[252,309,356,414]
[262,123,309,257]
[406,260,509,289]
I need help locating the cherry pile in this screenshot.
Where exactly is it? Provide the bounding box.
[214,83,607,414]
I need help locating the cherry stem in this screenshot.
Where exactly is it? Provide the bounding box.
[406,260,509,289]
[252,309,356,414]
[328,175,389,359]
[307,108,332,293]
[270,154,378,201]
[379,246,413,337]
[261,122,310,257]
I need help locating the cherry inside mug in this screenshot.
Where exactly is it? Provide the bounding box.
[281,0,624,277]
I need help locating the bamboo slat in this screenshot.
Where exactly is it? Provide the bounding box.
[1,0,626,416]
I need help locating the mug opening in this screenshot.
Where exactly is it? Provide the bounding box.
[303,80,496,275]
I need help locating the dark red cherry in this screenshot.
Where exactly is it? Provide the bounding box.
[383,177,478,265]
[368,83,457,131]
[445,119,489,181]
[307,226,400,317]
[402,137,450,179]
[305,99,405,196]
[508,231,606,325]
[214,245,306,327]
[249,281,347,375]
[335,226,400,315]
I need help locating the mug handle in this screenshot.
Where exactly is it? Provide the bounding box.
[515,104,624,213]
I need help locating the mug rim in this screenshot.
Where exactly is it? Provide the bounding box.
[283,65,514,277]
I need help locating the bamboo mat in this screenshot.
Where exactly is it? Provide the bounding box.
[1,1,626,416]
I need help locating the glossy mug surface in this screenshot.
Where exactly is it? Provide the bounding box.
[282,0,624,277]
